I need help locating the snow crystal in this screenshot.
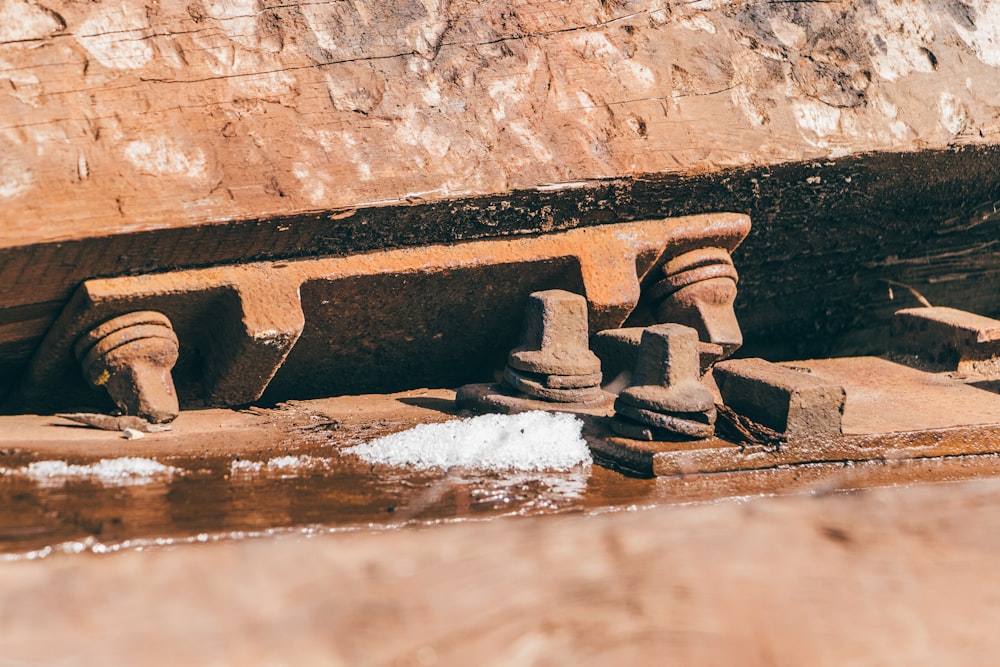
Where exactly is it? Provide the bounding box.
[5,458,177,488]
[346,411,592,471]
[459,468,590,509]
[229,454,329,477]
[230,459,264,474]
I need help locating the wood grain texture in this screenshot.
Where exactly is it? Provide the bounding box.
[2,0,1000,246]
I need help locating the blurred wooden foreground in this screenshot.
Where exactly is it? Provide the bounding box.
[2,477,999,665]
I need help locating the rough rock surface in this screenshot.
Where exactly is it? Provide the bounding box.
[2,0,1000,245]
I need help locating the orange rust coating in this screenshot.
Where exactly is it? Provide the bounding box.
[10,214,750,412]
[80,212,748,331]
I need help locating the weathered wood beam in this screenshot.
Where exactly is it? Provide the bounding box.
[2,0,1000,245]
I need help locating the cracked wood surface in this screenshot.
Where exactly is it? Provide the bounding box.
[3,0,1000,246]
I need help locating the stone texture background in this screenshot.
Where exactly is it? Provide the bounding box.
[2,0,1000,245]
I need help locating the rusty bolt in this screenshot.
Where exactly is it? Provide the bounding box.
[501,290,606,404]
[650,247,742,359]
[507,290,601,377]
[502,366,605,404]
[612,323,716,441]
[74,311,180,424]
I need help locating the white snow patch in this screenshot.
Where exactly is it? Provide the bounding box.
[2,458,177,488]
[230,459,264,474]
[76,3,153,70]
[346,411,591,471]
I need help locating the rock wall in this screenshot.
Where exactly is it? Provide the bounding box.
[2,0,1000,245]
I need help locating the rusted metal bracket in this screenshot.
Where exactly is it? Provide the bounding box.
[11,269,305,414]
[649,247,742,356]
[75,311,180,423]
[9,214,750,415]
[592,327,725,382]
[591,353,1000,478]
[588,304,1000,477]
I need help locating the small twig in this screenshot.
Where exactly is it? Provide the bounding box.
[56,413,172,433]
[880,279,933,308]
